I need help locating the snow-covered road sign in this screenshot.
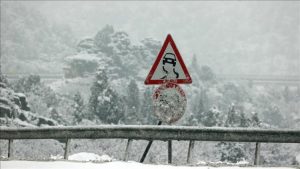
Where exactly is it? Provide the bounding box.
[153,82,187,124]
[144,34,192,85]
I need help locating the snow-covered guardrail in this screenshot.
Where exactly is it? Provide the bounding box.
[1,125,299,142]
[1,125,300,165]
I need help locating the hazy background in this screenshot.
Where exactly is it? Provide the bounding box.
[1,1,300,164]
[1,1,299,76]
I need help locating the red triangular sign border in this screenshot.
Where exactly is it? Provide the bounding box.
[144,34,192,85]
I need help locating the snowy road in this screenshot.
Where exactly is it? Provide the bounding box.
[0,161,297,169]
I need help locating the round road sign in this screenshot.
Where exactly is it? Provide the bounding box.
[152,82,187,124]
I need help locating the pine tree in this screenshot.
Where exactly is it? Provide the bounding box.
[88,68,125,124]
[141,38,161,56]
[89,68,108,117]
[190,55,201,85]
[94,25,114,54]
[125,79,140,124]
[50,107,65,125]
[97,87,125,124]
[240,112,250,127]
[73,92,85,124]
[219,104,248,163]
[194,88,209,122]
[199,65,216,83]
[140,87,156,124]
[225,104,240,127]
[263,105,284,127]
[250,112,261,127]
[200,106,222,127]
[189,87,211,126]
[219,142,246,163]
[13,74,41,93]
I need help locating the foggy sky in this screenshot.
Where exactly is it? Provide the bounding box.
[2,1,300,76]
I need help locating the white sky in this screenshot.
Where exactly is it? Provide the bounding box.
[3,1,300,75]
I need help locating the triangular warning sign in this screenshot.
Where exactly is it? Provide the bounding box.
[144,34,192,85]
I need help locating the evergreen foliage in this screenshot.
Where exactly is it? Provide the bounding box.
[72,92,85,124]
[125,79,140,124]
[200,106,222,127]
[89,68,125,124]
[13,75,41,93]
[140,87,156,124]
[198,65,217,83]
[218,104,262,163]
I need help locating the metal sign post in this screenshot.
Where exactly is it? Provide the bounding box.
[141,34,193,164]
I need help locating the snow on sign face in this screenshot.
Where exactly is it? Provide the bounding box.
[144,34,192,85]
[153,82,187,124]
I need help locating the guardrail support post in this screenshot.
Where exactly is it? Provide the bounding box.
[187,140,195,164]
[140,140,153,163]
[64,139,71,160]
[254,142,261,165]
[123,139,133,161]
[8,139,13,159]
[168,140,172,164]
[140,121,162,163]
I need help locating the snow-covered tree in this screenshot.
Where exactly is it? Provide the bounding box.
[218,104,263,163]
[88,68,125,124]
[77,38,97,53]
[49,107,65,125]
[200,106,222,127]
[13,75,41,93]
[190,88,209,125]
[190,55,201,85]
[219,83,249,107]
[64,53,99,77]
[140,38,161,56]
[12,75,59,118]
[225,104,241,127]
[140,87,156,124]
[111,32,131,54]
[219,142,246,163]
[262,105,284,128]
[239,111,250,127]
[124,79,140,124]
[199,65,216,84]
[94,25,114,54]
[89,68,109,115]
[250,112,261,127]
[72,92,85,124]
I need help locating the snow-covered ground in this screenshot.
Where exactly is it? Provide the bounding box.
[1,160,298,169]
[68,152,112,162]
[1,153,298,169]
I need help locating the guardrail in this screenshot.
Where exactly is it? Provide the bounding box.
[1,125,299,165]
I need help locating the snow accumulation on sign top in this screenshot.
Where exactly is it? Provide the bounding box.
[144,34,192,85]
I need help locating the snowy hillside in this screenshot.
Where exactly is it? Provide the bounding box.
[0,75,58,127]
